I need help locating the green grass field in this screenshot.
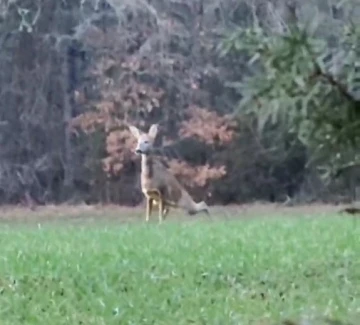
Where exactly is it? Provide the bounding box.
[0,208,359,325]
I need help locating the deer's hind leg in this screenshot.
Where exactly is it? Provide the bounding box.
[152,199,169,220]
[162,206,170,219]
[158,197,165,223]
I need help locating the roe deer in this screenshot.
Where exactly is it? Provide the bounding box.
[128,123,209,222]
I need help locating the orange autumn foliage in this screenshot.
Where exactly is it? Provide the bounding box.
[179,106,237,146]
[70,52,237,195]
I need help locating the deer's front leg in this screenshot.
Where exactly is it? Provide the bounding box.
[146,197,153,222]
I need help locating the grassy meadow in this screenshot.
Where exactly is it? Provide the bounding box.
[0,205,359,325]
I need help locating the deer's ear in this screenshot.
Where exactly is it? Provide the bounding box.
[148,124,159,139]
[128,125,141,139]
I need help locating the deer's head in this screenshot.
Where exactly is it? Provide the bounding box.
[128,124,159,155]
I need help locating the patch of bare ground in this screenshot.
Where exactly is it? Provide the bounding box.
[220,202,344,217]
[0,204,140,224]
[0,202,349,224]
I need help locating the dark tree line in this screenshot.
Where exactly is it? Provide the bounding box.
[0,0,358,206]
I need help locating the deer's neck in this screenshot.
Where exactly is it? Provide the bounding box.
[141,154,154,179]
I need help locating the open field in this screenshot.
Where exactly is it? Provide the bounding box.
[0,204,359,325]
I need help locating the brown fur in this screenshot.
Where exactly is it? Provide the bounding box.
[128,123,209,222]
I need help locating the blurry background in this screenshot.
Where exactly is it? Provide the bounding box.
[0,0,359,207]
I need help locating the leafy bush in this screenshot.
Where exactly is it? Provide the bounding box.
[221,1,360,186]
